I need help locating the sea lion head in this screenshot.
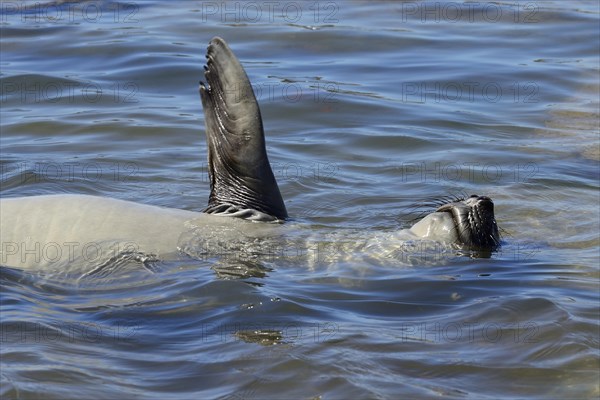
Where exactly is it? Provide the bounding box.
[436,195,500,250]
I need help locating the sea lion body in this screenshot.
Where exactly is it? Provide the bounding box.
[0,195,200,269]
[0,194,463,270]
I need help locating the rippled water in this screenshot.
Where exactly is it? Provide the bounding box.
[1,1,599,399]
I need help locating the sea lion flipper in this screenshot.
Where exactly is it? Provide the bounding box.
[200,37,287,221]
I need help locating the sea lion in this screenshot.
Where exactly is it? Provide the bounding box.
[0,37,500,271]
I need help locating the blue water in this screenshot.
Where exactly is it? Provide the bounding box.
[1,1,599,399]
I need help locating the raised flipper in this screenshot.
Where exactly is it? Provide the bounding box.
[199,37,287,221]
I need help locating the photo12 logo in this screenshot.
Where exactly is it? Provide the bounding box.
[195,161,339,184]
[399,321,539,344]
[0,240,143,266]
[396,162,539,184]
[0,161,139,186]
[1,321,138,344]
[1,2,140,24]
[399,2,539,23]
[199,1,340,24]
[401,81,539,104]
[196,321,339,344]
[0,80,139,104]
